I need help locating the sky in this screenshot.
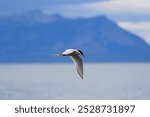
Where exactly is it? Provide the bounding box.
[0,0,150,44]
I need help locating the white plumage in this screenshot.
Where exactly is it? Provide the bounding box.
[58,49,84,79]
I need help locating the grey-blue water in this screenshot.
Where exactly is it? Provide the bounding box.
[0,63,150,100]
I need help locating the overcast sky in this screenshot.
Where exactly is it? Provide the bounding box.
[0,0,150,44]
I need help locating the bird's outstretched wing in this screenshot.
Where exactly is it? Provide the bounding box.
[62,49,75,55]
[70,55,83,79]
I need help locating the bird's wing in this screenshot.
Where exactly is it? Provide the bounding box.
[70,55,83,79]
[62,49,75,55]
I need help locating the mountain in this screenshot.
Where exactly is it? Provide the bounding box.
[0,11,150,62]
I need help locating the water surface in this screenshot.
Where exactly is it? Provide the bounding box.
[0,63,150,100]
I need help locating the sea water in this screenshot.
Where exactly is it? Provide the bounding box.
[0,63,150,100]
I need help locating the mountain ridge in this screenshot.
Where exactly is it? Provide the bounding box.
[0,11,150,62]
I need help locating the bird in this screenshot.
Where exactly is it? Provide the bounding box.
[56,49,85,79]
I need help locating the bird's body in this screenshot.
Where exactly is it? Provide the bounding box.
[58,49,84,79]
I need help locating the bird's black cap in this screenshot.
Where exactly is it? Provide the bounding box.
[78,50,85,57]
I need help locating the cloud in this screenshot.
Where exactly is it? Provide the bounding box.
[48,0,150,21]
[0,0,106,16]
[87,0,150,13]
[118,22,150,44]
[1,0,150,22]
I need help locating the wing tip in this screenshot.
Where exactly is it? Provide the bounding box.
[79,73,83,79]
[77,69,83,79]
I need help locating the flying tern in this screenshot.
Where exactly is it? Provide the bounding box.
[56,49,85,79]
